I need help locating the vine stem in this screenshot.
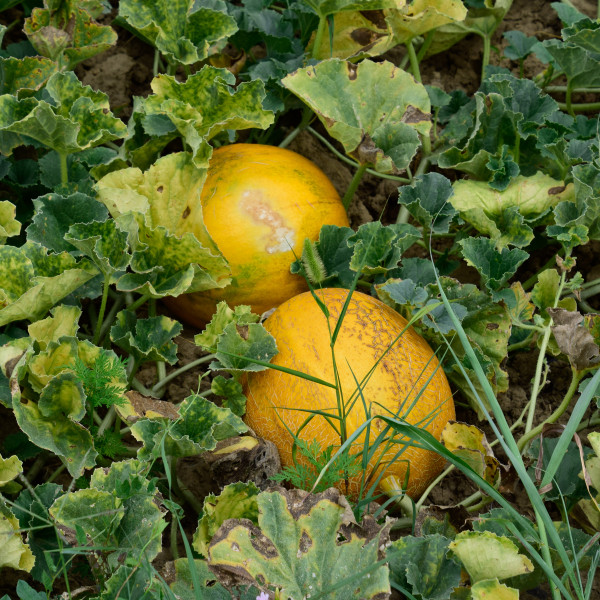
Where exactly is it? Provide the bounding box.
[59,153,69,186]
[342,163,368,211]
[97,405,116,438]
[305,126,410,183]
[481,33,492,82]
[312,16,328,60]
[279,105,314,149]
[565,79,575,117]
[93,275,111,346]
[127,293,152,313]
[557,100,600,113]
[405,39,422,83]
[517,369,584,452]
[151,354,216,395]
[523,269,568,437]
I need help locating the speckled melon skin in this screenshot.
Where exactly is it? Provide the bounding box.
[164,144,349,328]
[243,288,455,499]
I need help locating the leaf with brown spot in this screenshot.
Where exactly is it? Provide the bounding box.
[209,487,391,599]
[548,307,600,371]
[442,422,503,488]
[283,58,430,174]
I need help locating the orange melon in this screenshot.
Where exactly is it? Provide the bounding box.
[243,288,455,499]
[164,144,349,327]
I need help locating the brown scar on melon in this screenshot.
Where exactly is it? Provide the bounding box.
[239,192,296,254]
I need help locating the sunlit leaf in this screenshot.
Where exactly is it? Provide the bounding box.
[117,0,237,66]
[24,1,117,69]
[283,58,431,173]
[449,530,534,582]
[0,509,35,572]
[131,393,247,460]
[385,0,467,43]
[193,481,260,557]
[209,487,391,599]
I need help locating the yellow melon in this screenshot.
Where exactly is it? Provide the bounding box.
[164,144,349,327]
[243,288,455,499]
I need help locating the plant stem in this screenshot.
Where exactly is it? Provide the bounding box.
[279,105,313,149]
[97,405,116,437]
[523,267,568,438]
[306,126,411,183]
[153,50,160,77]
[151,354,216,395]
[415,465,454,510]
[96,293,125,347]
[25,451,49,483]
[416,30,435,62]
[517,369,584,452]
[130,376,155,396]
[127,293,152,313]
[405,39,422,83]
[565,79,575,117]
[312,16,328,60]
[342,163,368,211]
[59,153,69,186]
[535,510,561,600]
[546,85,600,93]
[557,101,600,113]
[481,34,491,82]
[93,275,111,346]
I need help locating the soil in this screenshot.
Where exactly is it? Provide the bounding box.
[1,0,599,598]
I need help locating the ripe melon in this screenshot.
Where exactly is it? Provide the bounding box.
[164,144,349,327]
[243,288,455,499]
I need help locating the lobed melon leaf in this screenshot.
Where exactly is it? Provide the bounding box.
[209,487,391,599]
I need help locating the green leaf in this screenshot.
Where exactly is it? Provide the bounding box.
[0,72,126,156]
[283,58,431,173]
[142,68,274,166]
[170,558,259,600]
[348,221,421,276]
[398,172,457,234]
[426,0,512,57]
[210,375,247,417]
[23,2,117,69]
[503,30,539,60]
[211,322,278,373]
[387,534,462,600]
[291,224,355,288]
[543,39,600,88]
[116,219,228,299]
[50,487,125,544]
[97,564,163,600]
[448,530,534,583]
[0,243,97,327]
[88,459,166,568]
[459,237,529,297]
[0,55,56,96]
[450,178,542,248]
[11,377,98,478]
[110,310,182,365]
[209,487,391,599]
[26,192,109,254]
[0,200,21,244]
[385,0,468,43]
[194,302,260,352]
[65,218,130,281]
[131,393,247,460]
[96,153,231,297]
[12,482,64,583]
[192,481,260,557]
[117,0,237,66]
